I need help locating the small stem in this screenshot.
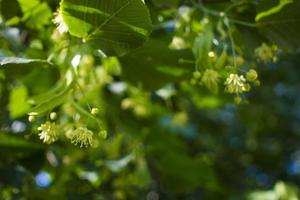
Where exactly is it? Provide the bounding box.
[71,100,103,129]
[229,19,257,27]
[193,2,257,28]
[70,62,92,111]
[76,82,92,111]
[224,0,248,14]
[224,17,237,68]
[178,59,195,64]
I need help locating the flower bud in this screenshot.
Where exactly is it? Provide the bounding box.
[99,130,108,139]
[193,71,201,79]
[28,115,36,123]
[246,69,258,81]
[91,108,100,115]
[50,112,58,121]
[28,112,38,123]
[190,78,197,85]
[234,96,242,104]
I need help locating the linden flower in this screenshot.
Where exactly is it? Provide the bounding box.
[201,69,219,93]
[255,43,277,63]
[53,12,68,34]
[38,121,59,144]
[225,74,247,94]
[70,127,94,148]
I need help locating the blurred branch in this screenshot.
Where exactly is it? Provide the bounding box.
[201,0,230,3]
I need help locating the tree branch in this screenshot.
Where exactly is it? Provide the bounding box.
[201,0,230,3]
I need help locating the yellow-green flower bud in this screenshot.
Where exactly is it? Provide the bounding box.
[99,130,108,139]
[50,112,58,121]
[82,55,95,66]
[254,80,261,86]
[244,83,251,92]
[236,56,245,66]
[28,112,38,123]
[208,51,216,58]
[193,71,201,79]
[246,69,258,81]
[234,96,242,104]
[28,115,36,123]
[190,78,197,85]
[91,108,100,115]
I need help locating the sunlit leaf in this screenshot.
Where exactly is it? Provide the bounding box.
[8,85,30,118]
[60,0,152,56]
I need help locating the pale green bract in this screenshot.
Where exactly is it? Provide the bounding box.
[60,0,152,56]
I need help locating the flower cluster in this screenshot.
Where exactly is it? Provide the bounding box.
[224,74,248,94]
[201,69,219,94]
[70,127,94,148]
[190,69,220,94]
[121,89,151,118]
[38,121,59,144]
[28,108,106,148]
[255,43,278,63]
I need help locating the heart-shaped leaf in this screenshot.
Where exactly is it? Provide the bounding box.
[60,0,152,56]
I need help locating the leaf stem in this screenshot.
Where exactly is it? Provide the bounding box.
[224,17,237,68]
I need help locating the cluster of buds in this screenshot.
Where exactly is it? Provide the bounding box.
[38,121,59,144]
[224,69,259,94]
[201,69,219,93]
[191,69,220,94]
[224,74,248,94]
[224,69,259,104]
[28,109,107,148]
[255,43,278,63]
[28,112,59,144]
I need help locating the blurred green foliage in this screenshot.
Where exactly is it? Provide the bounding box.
[1,0,300,199]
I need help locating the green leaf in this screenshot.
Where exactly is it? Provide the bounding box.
[151,0,181,8]
[193,25,214,69]
[256,0,300,49]
[17,0,52,29]
[0,133,42,151]
[60,0,152,56]
[0,57,54,78]
[8,85,30,118]
[146,131,220,193]
[0,0,21,21]
[119,39,194,90]
[29,80,74,114]
[28,79,68,105]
